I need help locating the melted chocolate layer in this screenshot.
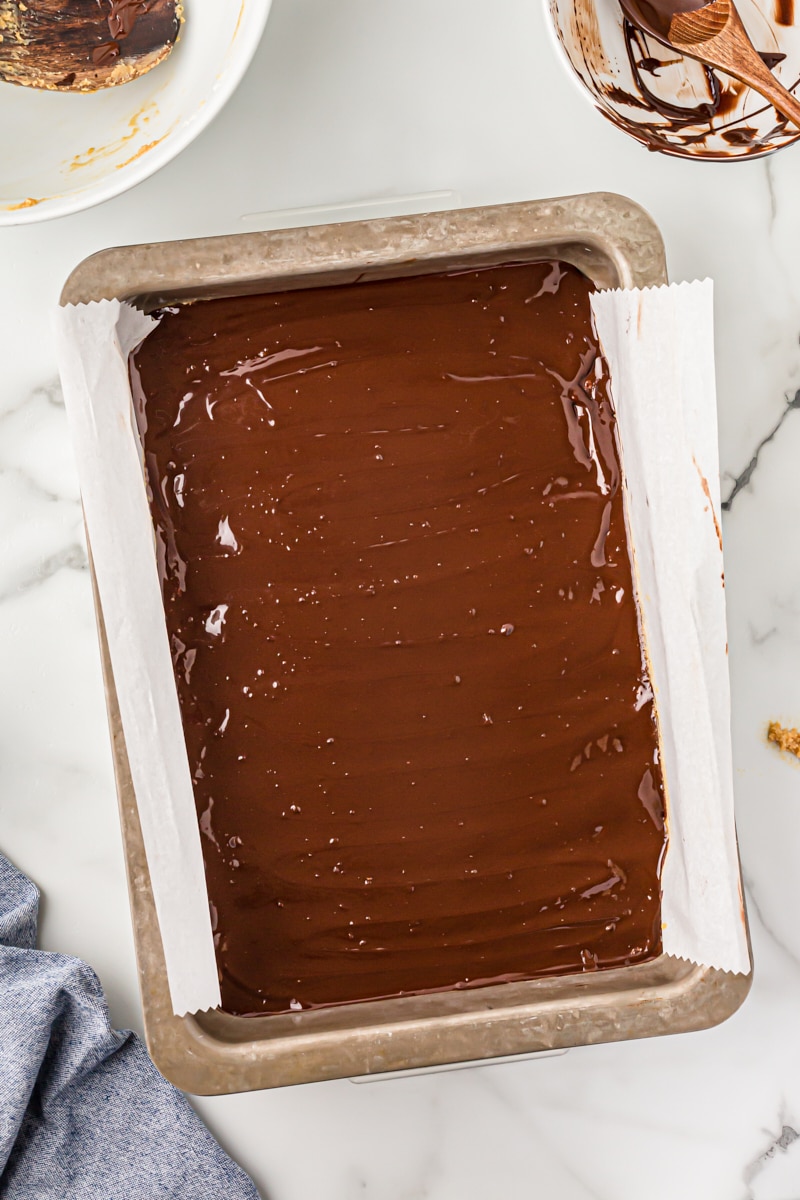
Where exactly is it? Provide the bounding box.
[130,261,667,1016]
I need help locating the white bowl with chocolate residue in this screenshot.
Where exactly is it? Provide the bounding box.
[0,1,272,224]
[546,0,800,159]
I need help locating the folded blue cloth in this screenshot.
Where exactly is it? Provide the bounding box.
[0,853,260,1199]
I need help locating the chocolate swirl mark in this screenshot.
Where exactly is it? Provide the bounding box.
[546,347,620,568]
[567,0,611,87]
[92,40,121,66]
[107,0,152,40]
[624,20,722,124]
[617,20,799,149]
[638,767,665,829]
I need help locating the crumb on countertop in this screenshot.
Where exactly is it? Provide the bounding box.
[768,721,800,759]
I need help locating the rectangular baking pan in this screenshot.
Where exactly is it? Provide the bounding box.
[62,193,752,1095]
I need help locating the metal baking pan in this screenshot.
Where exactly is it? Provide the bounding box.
[62,193,751,1095]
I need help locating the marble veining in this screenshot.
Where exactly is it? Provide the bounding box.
[745,1122,800,1196]
[2,0,800,1196]
[722,388,800,512]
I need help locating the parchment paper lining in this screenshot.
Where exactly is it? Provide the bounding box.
[54,280,750,1017]
[592,280,749,975]
[55,301,221,1016]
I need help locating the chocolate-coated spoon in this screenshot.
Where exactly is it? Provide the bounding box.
[619,0,800,129]
[0,0,181,92]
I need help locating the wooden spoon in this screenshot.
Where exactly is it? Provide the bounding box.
[619,0,800,129]
[0,0,182,92]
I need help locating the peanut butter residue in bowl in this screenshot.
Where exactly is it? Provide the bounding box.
[768,722,800,759]
[0,0,181,92]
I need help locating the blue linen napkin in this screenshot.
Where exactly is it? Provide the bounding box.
[0,852,260,1199]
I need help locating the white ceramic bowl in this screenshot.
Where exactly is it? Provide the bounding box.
[545,0,800,160]
[0,1,272,225]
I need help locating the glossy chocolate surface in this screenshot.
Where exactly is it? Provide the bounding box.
[130,261,667,1016]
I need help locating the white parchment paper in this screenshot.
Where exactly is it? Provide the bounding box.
[55,281,749,1018]
[592,280,750,976]
[54,300,222,1016]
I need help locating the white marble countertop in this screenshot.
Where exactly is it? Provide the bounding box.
[2,1,800,1196]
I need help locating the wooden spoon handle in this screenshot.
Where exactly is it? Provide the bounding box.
[670,1,800,129]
